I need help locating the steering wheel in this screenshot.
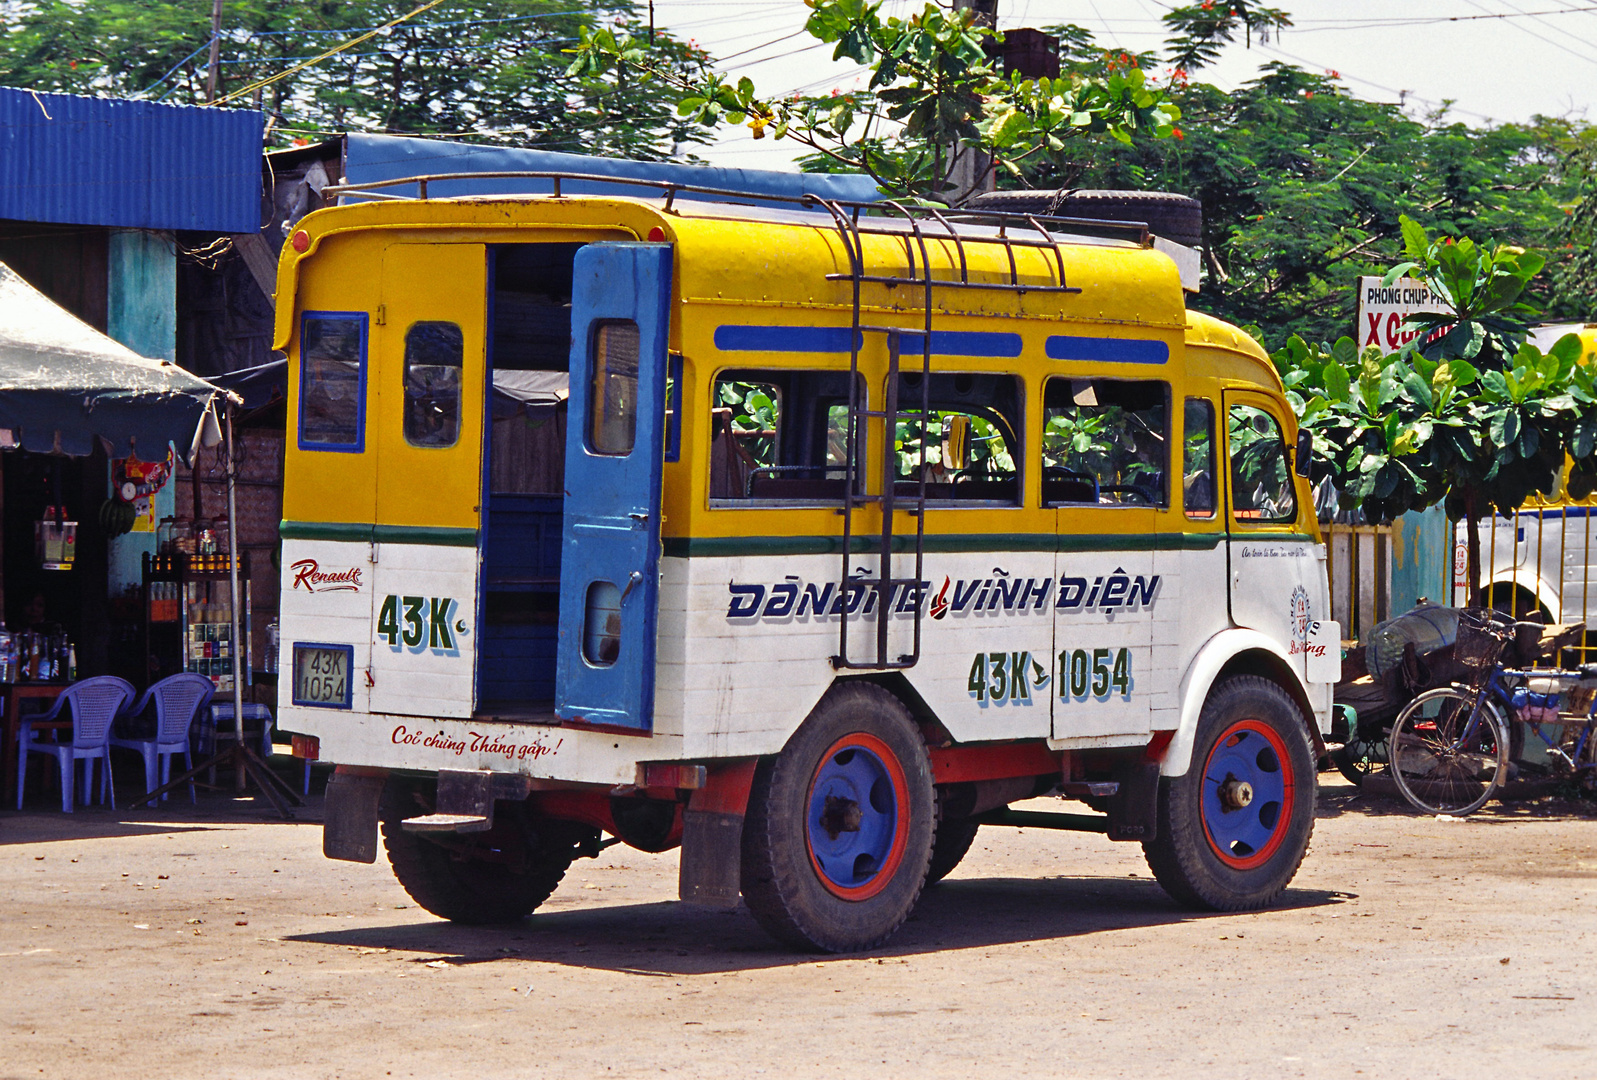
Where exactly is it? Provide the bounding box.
[1098,484,1155,505]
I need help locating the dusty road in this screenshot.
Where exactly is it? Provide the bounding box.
[1,776,1594,1080]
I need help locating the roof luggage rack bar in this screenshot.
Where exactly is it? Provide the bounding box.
[319,169,1149,249]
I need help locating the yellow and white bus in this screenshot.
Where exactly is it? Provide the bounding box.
[1456,325,1597,642]
[275,175,1339,951]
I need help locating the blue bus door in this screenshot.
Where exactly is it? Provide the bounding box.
[555,243,672,731]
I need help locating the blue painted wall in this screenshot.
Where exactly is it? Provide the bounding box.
[1390,504,1452,615]
[104,229,178,596]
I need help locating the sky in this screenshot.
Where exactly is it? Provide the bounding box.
[648,0,1597,172]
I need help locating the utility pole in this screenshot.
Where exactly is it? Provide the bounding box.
[946,0,998,204]
[953,0,997,28]
[205,0,224,103]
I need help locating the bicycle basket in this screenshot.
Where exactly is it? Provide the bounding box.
[1455,609,1508,668]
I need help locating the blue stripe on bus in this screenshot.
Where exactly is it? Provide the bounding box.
[714,325,1022,357]
[1045,335,1169,365]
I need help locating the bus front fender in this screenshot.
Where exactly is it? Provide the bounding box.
[1160,628,1320,779]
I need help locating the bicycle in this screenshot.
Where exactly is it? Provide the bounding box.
[1389,608,1597,815]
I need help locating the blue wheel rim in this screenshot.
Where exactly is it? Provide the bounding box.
[1200,720,1293,869]
[806,735,906,899]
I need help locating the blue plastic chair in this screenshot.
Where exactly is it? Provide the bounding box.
[110,673,214,807]
[16,676,135,812]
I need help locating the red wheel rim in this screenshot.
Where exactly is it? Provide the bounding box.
[805,732,911,901]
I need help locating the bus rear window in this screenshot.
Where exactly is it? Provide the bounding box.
[403,321,463,448]
[299,312,367,452]
[589,320,640,455]
[1043,378,1168,507]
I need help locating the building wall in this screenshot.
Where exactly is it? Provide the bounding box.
[0,220,107,329]
[105,229,181,598]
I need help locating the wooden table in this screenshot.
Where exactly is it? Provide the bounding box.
[2,682,70,806]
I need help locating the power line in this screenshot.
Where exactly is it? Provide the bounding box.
[1462,0,1597,61]
[208,0,449,107]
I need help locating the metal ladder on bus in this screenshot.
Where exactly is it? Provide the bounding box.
[807,197,1085,671]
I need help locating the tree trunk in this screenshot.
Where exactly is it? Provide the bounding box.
[1465,485,1483,609]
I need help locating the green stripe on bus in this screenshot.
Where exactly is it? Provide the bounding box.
[660,531,1250,558]
[280,520,479,547]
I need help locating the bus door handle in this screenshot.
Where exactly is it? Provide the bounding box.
[620,571,645,604]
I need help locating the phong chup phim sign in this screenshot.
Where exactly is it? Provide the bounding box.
[1356,275,1447,355]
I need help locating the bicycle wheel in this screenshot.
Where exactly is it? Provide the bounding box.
[1389,686,1510,816]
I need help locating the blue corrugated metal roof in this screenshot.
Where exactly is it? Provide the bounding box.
[0,87,263,232]
[342,133,884,208]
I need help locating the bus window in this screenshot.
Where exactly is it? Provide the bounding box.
[1043,378,1168,507]
[711,369,861,503]
[1229,404,1296,521]
[403,321,464,448]
[589,320,640,455]
[892,372,1021,505]
[1183,397,1216,518]
[298,312,367,452]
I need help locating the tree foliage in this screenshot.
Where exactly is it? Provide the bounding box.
[1025,57,1592,343]
[1274,217,1597,599]
[0,0,710,157]
[1162,1,1292,72]
[570,0,1181,203]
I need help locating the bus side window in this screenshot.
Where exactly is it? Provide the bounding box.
[1229,404,1296,522]
[299,312,368,452]
[1042,378,1168,507]
[710,369,860,503]
[893,372,1022,505]
[1183,397,1216,518]
[403,321,464,448]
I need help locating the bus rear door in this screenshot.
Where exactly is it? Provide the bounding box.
[369,243,488,719]
[554,243,672,732]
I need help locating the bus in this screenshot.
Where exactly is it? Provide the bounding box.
[1456,325,1597,643]
[274,175,1339,952]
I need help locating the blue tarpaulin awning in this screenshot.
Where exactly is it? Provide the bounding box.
[339,133,885,208]
[0,262,226,458]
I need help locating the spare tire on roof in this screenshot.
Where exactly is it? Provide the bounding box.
[964,189,1203,248]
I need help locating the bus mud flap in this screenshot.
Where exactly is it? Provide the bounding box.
[323,766,389,863]
[679,759,759,908]
[1106,760,1161,843]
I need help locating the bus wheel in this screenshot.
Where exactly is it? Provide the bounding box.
[1143,676,1315,911]
[927,795,980,884]
[380,785,596,925]
[740,683,935,952]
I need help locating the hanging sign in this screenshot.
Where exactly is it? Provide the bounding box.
[1356,276,1448,356]
[113,449,174,533]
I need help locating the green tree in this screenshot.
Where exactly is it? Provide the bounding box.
[1276,217,1597,603]
[0,0,710,157]
[1025,54,1591,343]
[569,0,1181,203]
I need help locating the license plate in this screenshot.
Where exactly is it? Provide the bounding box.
[292,643,353,708]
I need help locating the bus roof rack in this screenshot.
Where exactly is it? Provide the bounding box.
[318,169,1152,248]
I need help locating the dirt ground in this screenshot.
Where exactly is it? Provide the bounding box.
[1,769,1595,1080]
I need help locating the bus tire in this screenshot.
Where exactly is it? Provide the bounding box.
[740,682,935,952]
[965,189,1203,247]
[927,814,980,885]
[380,784,594,925]
[1142,675,1315,911]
